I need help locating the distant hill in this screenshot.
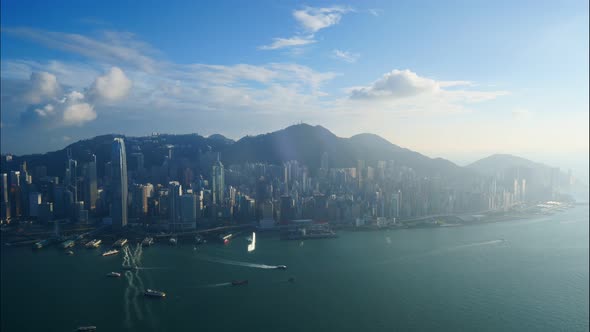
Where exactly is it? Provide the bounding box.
[467,154,551,175]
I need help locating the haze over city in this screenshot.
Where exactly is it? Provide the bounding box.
[1,0,588,181]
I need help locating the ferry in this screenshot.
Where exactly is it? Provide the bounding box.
[247,232,256,252]
[106,272,121,277]
[113,238,128,247]
[169,237,177,245]
[61,240,75,249]
[85,239,102,249]
[76,326,97,331]
[231,280,248,286]
[102,249,119,256]
[144,289,166,298]
[141,237,154,246]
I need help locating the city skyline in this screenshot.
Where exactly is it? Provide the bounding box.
[1,0,588,179]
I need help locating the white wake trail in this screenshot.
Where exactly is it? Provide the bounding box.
[197,255,278,269]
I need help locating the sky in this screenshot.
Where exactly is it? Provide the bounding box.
[1,0,588,180]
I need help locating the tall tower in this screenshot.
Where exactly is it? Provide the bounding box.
[65,149,78,202]
[168,181,182,230]
[83,154,98,212]
[111,138,128,228]
[211,153,224,205]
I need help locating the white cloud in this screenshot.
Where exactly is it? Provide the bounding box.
[258,36,316,50]
[350,69,441,99]
[332,49,359,63]
[25,71,61,103]
[260,6,352,51]
[293,6,352,33]
[62,99,96,125]
[368,9,383,17]
[89,66,132,102]
[3,28,157,72]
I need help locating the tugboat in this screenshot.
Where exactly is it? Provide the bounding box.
[106,272,122,278]
[144,289,166,298]
[231,280,248,286]
[102,249,119,256]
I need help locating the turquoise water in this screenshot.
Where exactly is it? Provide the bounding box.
[2,206,588,331]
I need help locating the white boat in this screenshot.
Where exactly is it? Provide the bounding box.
[247,232,256,252]
[102,249,119,256]
[107,272,121,277]
[169,237,177,245]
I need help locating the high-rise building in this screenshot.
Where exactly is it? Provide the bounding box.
[211,154,225,205]
[1,173,10,223]
[82,156,98,212]
[180,193,197,229]
[65,151,78,202]
[28,192,42,217]
[111,138,128,228]
[168,181,182,230]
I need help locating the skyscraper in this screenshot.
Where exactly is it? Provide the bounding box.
[168,181,182,230]
[82,155,98,212]
[211,153,224,205]
[111,138,128,228]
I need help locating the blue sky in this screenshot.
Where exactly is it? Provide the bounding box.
[1,0,588,179]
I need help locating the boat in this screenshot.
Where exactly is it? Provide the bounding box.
[144,289,166,298]
[106,272,121,277]
[275,265,287,270]
[102,249,119,256]
[288,277,296,283]
[141,237,154,246]
[169,237,177,245]
[231,280,248,286]
[219,233,232,244]
[85,239,101,249]
[66,250,74,255]
[33,239,52,249]
[113,238,128,248]
[247,232,256,252]
[61,240,75,249]
[76,326,97,331]
[195,235,207,245]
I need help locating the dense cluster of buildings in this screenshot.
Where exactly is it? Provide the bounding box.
[0,137,572,230]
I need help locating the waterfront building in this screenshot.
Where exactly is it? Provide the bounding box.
[211,154,224,205]
[111,138,128,228]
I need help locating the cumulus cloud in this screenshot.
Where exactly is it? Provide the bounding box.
[16,67,131,127]
[89,66,132,102]
[260,6,352,51]
[258,36,316,50]
[25,71,61,103]
[293,6,352,33]
[332,49,359,63]
[350,69,440,99]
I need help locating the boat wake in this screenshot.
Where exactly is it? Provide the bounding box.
[199,282,232,288]
[375,239,506,265]
[196,255,279,269]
